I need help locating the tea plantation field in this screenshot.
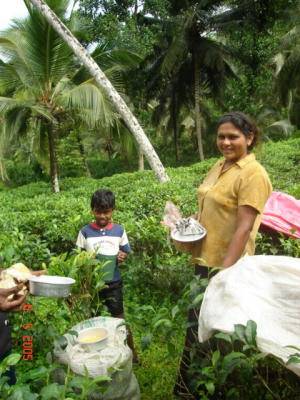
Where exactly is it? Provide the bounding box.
[0,138,300,399]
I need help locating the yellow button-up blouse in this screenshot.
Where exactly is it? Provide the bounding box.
[178,153,272,267]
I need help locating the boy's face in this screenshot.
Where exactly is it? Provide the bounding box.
[92,208,114,228]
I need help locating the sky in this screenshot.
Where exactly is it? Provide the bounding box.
[0,0,29,30]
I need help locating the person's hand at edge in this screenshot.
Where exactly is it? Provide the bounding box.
[30,270,47,277]
[0,285,26,312]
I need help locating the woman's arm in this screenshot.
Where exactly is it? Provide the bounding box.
[222,205,258,268]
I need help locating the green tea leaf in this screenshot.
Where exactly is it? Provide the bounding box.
[212,350,220,367]
[215,332,232,344]
[4,353,21,367]
[205,381,215,395]
[245,320,257,346]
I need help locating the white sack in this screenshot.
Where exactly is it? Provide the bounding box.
[54,316,140,400]
[198,255,300,376]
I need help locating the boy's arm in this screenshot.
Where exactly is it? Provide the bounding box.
[118,228,130,263]
[76,230,87,251]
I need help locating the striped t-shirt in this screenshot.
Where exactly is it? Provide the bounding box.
[76,222,130,282]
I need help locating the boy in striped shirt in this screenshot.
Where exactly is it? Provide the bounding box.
[76,189,137,360]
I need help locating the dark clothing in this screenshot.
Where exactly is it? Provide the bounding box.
[0,312,11,356]
[98,280,124,317]
[174,265,215,399]
[0,312,16,385]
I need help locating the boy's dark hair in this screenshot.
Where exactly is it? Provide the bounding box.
[91,189,115,210]
[216,111,259,150]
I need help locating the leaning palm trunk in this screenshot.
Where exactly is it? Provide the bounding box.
[47,124,60,193]
[194,55,204,161]
[28,0,169,183]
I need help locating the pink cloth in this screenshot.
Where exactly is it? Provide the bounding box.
[261,191,300,239]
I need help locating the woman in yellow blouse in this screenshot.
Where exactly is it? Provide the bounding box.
[174,111,272,398]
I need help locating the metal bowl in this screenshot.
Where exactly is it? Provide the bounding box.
[29,275,75,298]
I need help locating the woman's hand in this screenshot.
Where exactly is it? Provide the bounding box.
[222,205,258,268]
[0,285,26,312]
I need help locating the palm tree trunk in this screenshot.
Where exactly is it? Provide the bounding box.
[138,147,144,171]
[194,55,204,161]
[0,158,8,182]
[75,130,91,177]
[28,0,170,183]
[47,125,60,193]
[171,88,179,162]
[134,0,138,15]
[0,136,8,182]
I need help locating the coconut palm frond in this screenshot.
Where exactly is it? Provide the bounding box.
[0,32,25,60]
[280,26,300,50]
[276,48,300,104]
[273,53,285,76]
[20,10,74,84]
[268,119,295,137]
[30,105,57,122]
[72,46,141,94]
[161,12,193,76]
[0,96,55,122]
[2,107,31,142]
[0,31,43,91]
[256,107,280,122]
[106,49,142,70]
[0,96,27,114]
[51,76,73,100]
[0,60,23,95]
[59,82,115,128]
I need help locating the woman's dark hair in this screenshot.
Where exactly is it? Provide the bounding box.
[91,189,115,210]
[216,111,259,150]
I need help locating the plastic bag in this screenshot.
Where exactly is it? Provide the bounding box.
[262,191,300,238]
[198,255,300,376]
[162,202,206,241]
[161,201,182,230]
[54,316,140,400]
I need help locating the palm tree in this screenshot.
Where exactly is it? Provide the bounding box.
[142,1,237,160]
[72,41,146,166]
[28,0,170,182]
[0,0,117,192]
[274,2,300,128]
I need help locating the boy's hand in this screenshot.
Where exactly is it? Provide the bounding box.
[117,251,127,264]
[0,286,26,312]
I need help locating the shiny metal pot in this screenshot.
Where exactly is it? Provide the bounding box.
[29,275,75,298]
